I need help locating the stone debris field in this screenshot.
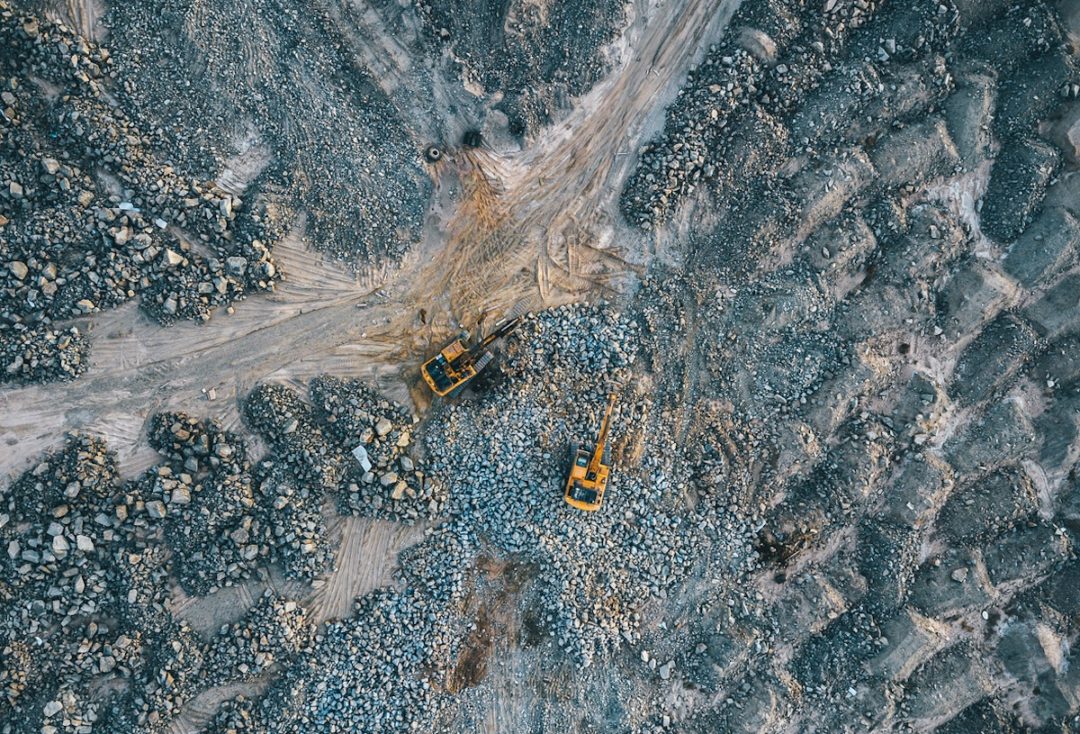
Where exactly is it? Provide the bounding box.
[3,0,1080,732]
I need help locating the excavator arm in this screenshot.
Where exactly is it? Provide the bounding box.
[475,316,521,352]
[422,316,522,397]
[587,394,617,476]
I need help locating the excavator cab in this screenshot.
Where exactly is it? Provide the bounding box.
[421,318,520,397]
[564,394,617,512]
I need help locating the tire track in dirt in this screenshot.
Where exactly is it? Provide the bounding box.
[1,0,741,484]
[0,229,400,480]
[52,0,104,41]
[307,514,428,624]
[413,0,742,326]
[168,682,268,734]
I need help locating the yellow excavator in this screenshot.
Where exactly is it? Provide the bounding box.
[564,394,617,512]
[421,317,521,397]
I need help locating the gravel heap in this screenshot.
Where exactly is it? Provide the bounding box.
[0,431,320,734]
[0,3,286,385]
[203,590,312,686]
[209,304,756,733]
[240,528,476,733]
[245,376,445,524]
[249,460,334,584]
[606,1,1080,729]
[205,695,260,734]
[425,305,712,667]
[0,436,142,728]
[620,45,763,230]
[105,0,430,265]
[413,0,626,138]
[143,411,336,592]
[7,0,1080,729]
[619,1,1004,229]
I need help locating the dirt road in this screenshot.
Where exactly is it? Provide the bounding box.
[421,0,742,319]
[1,13,739,727]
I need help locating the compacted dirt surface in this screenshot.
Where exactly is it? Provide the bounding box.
[3,0,1080,732]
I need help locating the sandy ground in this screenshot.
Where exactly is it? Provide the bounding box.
[40,0,106,40]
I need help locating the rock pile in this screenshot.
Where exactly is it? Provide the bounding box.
[144,411,333,592]
[245,376,445,524]
[239,528,476,733]
[0,430,322,734]
[619,0,1070,231]
[209,303,756,733]
[205,695,260,734]
[105,0,429,266]
[6,0,1080,730]
[608,1,1080,729]
[0,3,286,385]
[414,0,626,137]
[204,590,312,685]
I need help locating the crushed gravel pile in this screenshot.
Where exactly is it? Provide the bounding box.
[0,434,313,734]
[237,528,475,733]
[414,0,626,138]
[105,0,430,265]
[245,376,444,525]
[141,411,332,591]
[5,0,1080,731]
[203,590,312,686]
[0,3,286,385]
[208,303,756,732]
[619,0,1076,232]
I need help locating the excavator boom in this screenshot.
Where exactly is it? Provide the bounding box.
[587,394,617,476]
[476,316,521,351]
[564,393,618,512]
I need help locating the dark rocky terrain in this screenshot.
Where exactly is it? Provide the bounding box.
[3,0,1080,732]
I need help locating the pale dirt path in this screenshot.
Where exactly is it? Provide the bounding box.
[52,0,105,41]
[0,232,395,480]
[165,514,428,734]
[418,0,743,322]
[303,514,429,624]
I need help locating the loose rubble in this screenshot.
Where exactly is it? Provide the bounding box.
[0,3,286,385]
[414,0,626,137]
[197,305,756,732]
[245,376,445,525]
[5,0,1080,732]
[105,0,430,265]
[0,434,314,734]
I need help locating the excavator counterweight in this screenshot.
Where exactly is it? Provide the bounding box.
[564,394,617,512]
[421,317,521,397]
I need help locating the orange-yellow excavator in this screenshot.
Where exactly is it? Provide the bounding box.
[421,317,521,397]
[564,394,617,512]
